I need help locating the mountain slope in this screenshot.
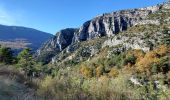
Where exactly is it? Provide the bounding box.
[36,1,170,64]
[1,2,169,99]
[0,25,53,50]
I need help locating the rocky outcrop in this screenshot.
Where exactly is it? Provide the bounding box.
[37,28,77,53]
[73,2,169,41]
[35,28,77,63]
[76,10,148,41]
[102,35,151,52]
[36,1,170,63]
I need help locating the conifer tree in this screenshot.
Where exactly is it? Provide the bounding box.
[17,48,36,76]
[0,46,14,64]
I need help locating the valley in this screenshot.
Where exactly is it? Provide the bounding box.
[0,25,53,51]
[0,39,30,49]
[0,1,170,100]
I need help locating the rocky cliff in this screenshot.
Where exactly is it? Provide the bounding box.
[36,1,170,63]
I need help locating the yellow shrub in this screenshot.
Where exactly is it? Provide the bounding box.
[96,66,104,77]
[108,68,119,77]
[80,65,93,78]
[155,45,170,56]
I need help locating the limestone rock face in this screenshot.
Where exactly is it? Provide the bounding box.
[56,28,78,51]
[35,28,77,63]
[38,28,77,54]
[36,1,170,63]
[74,3,165,41]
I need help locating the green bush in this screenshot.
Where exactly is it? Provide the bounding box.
[152,58,170,74]
[123,54,136,66]
[161,29,170,45]
[151,63,159,74]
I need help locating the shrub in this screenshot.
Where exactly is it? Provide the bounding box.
[80,64,93,78]
[108,68,119,78]
[109,53,125,69]
[161,29,170,45]
[155,58,170,74]
[136,51,160,73]
[129,49,145,63]
[155,45,170,56]
[123,54,137,66]
[151,63,159,74]
[96,66,105,77]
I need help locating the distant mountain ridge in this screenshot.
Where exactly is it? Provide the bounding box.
[0,24,53,50]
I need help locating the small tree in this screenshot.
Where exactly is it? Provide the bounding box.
[0,46,14,64]
[17,48,35,77]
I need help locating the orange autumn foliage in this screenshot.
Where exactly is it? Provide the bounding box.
[135,46,170,73]
[128,49,145,63]
[155,45,170,56]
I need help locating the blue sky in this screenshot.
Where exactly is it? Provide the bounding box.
[0,0,169,34]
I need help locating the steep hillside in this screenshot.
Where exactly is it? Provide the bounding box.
[0,2,169,100]
[36,2,170,63]
[33,2,170,99]
[0,25,53,51]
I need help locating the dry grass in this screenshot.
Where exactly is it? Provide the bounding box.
[0,65,38,100]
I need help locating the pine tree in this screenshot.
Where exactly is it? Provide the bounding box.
[0,46,14,64]
[17,48,36,76]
